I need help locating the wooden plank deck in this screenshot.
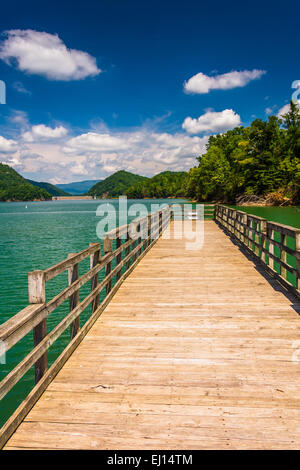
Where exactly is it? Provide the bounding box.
[4,220,300,449]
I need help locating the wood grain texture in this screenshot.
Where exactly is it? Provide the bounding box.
[4,220,300,450]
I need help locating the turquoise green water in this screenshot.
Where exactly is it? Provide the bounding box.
[231,205,300,229]
[0,201,299,428]
[0,198,187,427]
[229,206,300,289]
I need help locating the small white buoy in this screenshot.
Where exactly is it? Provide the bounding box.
[187,210,199,220]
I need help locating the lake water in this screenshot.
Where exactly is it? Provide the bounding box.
[0,198,187,427]
[0,199,299,427]
[231,205,300,229]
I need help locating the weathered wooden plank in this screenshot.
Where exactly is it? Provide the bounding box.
[3,219,300,450]
[90,243,100,314]
[0,234,156,402]
[44,243,100,282]
[0,236,146,352]
[215,204,300,298]
[0,227,162,449]
[68,253,80,340]
[28,270,48,383]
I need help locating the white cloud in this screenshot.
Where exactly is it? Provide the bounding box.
[8,110,29,128]
[265,106,274,115]
[2,113,211,182]
[277,100,300,117]
[0,135,19,153]
[60,130,205,178]
[184,69,266,94]
[182,109,241,134]
[23,124,68,142]
[63,132,129,154]
[0,29,101,81]
[70,162,89,175]
[62,130,208,168]
[12,81,31,94]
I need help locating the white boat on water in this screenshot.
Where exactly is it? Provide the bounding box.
[187,210,199,220]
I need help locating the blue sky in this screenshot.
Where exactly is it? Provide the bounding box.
[0,0,298,183]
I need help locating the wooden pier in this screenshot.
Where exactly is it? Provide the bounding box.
[1,205,300,449]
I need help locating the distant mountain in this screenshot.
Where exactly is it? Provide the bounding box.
[88,171,147,197]
[56,180,101,195]
[0,163,51,201]
[126,171,188,198]
[27,179,70,197]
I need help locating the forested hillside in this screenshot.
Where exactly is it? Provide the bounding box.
[88,170,147,197]
[0,164,51,201]
[126,171,187,198]
[27,179,70,197]
[185,101,300,204]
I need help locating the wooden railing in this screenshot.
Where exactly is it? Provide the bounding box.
[0,207,170,448]
[170,203,215,219]
[215,204,300,298]
[203,204,215,218]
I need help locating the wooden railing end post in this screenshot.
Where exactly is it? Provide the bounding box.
[28,270,47,384]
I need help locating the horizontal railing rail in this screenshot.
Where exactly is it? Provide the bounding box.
[171,204,215,219]
[215,204,300,298]
[0,206,171,448]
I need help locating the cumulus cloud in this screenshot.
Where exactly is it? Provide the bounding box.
[184,69,266,94]
[69,162,89,175]
[182,109,241,134]
[0,29,101,80]
[22,124,68,142]
[8,110,29,128]
[277,100,300,117]
[63,132,129,154]
[0,135,19,153]
[1,114,211,182]
[62,130,208,168]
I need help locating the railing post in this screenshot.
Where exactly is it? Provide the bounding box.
[68,254,79,339]
[145,214,152,247]
[280,233,287,281]
[237,213,242,241]
[232,210,237,236]
[296,233,300,292]
[225,207,228,229]
[28,270,48,384]
[147,214,152,247]
[243,214,248,245]
[125,232,131,270]
[260,219,267,262]
[254,221,260,255]
[104,237,113,295]
[268,225,275,270]
[90,243,101,312]
[137,223,143,257]
[115,236,122,281]
[129,222,138,263]
[159,211,162,236]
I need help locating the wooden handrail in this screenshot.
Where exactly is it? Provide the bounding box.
[215,204,300,297]
[0,234,156,401]
[44,243,100,282]
[0,213,165,351]
[0,207,171,448]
